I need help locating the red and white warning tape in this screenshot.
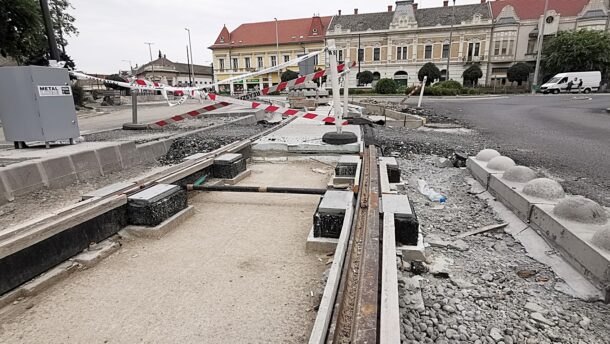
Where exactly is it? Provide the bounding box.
[149,102,231,128]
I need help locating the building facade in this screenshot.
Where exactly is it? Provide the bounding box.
[209,16,332,94]
[209,0,610,90]
[487,0,610,85]
[135,55,214,87]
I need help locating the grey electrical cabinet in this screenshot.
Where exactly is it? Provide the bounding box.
[0,66,80,147]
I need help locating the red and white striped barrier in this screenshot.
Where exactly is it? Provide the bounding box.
[148,102,231,129]
[206,93,348,125]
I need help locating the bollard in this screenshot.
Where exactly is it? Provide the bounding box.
[131,90,138,124]
[417,76,427,108]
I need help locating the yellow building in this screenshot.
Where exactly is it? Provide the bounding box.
[209,16,332,94]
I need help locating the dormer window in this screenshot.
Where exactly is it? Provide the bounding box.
[312,28,318,35]
[220,37,225,43]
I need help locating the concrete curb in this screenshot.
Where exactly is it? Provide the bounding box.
[353,102,426,129]
[0,115,257,206]
[488,175,559,222]
[466,157,504,189]
[122,205,195,239]
[530,204,610,301]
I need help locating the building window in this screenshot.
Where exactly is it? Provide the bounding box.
[358,48,364,62]
[494,41,501,55]
[257,56,263,68]
[424,45,432,59]
[245,57,251,69]
[508,39,514,55]
[373,47,380,61]
[219,58,225,70]
[232,58,238,71]
[284,55,290,63]
[338,49,343,63]
[270,56,277,67]
[501,40,508,55]
[397,46,408,60]
[468,42,480,60]
[442,44,450,59]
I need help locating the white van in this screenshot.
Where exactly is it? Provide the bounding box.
[540,71,601,94]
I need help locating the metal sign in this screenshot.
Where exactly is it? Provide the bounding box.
[298,54,316,76]
[38,85,72,97]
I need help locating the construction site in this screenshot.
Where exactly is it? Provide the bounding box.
[1,2,610,340]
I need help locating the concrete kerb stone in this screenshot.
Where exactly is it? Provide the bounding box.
[475,149,501,162]
[0,172,14,205]
[95,146,122,175]
[488,174,561,222]
[466,157,503,189]
[117,141,139,169]
[554,196,608,225]
[0,161,46,197]
[530,204,610,301]
[487,156,516,171]
[38,155,77,188]
[70,150,103,180]
[136,140,168,164]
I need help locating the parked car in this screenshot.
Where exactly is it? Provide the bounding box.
[540,71,601,94]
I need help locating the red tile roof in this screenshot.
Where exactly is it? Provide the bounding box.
[209,16,332,49]
[491,0,590,20]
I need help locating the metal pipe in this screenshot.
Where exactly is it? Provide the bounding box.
[131,89,138,124]
[187,184,327,195]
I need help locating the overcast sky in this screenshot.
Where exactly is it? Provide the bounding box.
[67,0,480,73]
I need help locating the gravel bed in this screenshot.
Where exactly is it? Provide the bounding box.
[160,122,276,164]
[394,153,610,344]
[83,116,239,144]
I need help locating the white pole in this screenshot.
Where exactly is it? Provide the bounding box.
[418,76,427,108]
[328,40,342,134]
[343,59,350,118]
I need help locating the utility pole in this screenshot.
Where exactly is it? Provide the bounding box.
[186,46,192,86]
[357,34,361,85]
[144,42,155,80]
[274,18,280,84]
[39,0,60,61]
[532,0,550,94]
[185,28,194,86]
[446,0,456,81]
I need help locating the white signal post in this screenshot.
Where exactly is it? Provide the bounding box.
[328,40,342,134]
[418,76,427,108]
[343,59,350,118]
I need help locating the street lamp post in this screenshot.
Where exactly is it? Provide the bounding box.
[39,0,60,61]
[532,0,550,94]
[144,42,155,80]
[185,28,195,86]
[274,18,280,84]
[446,0,456,81]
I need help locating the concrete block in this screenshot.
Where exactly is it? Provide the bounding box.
[0,162,45,196]
[124,205,195,239]
[306,226,338,253]
[39,156,77,188]
[313,190,353,238]
[213,153,246,179]
[95,146,122,175]
[70,150,103,180]
[530,204,610,299]
[136,140,168,163]
[335,155,360,177]
[82,181,135,200]
[216,169,251,186]
[398,225,426,262]
[128,184,187,227]
[0,174,13,204]
[73,240,120,268]
[382,194,419,246]
[21,261,78,296]
[466,157,503,189]
[488,175,559,222]
[117,142,139,169]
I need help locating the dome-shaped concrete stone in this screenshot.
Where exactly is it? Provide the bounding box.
[553,196,608,225]
[476,149,500,162]
[502,166,537,183]
[592,227,610,251]
[522,178,565,199]
[487,156,515,171]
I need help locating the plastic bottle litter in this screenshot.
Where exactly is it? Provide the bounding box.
[417,179,446,203]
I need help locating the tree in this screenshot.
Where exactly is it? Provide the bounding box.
[507,62,533,86]
[542,29,610,79]
[418,62,441,85]
[462,65,483,86]
[357,70,374,85]
[375,78,398,94]
[0,0,78,64]
[281,70,299,82]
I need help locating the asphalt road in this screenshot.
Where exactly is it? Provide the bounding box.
[426,94,610,205]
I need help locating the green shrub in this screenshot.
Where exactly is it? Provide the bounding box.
[349,88,375,95]
[375,78,398,94]
[435,80,462,89]
[281,70,299,82]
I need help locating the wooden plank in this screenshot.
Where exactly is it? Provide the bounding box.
[456,223,508,239]
[380,212,401,344]
[0,195,126,260]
